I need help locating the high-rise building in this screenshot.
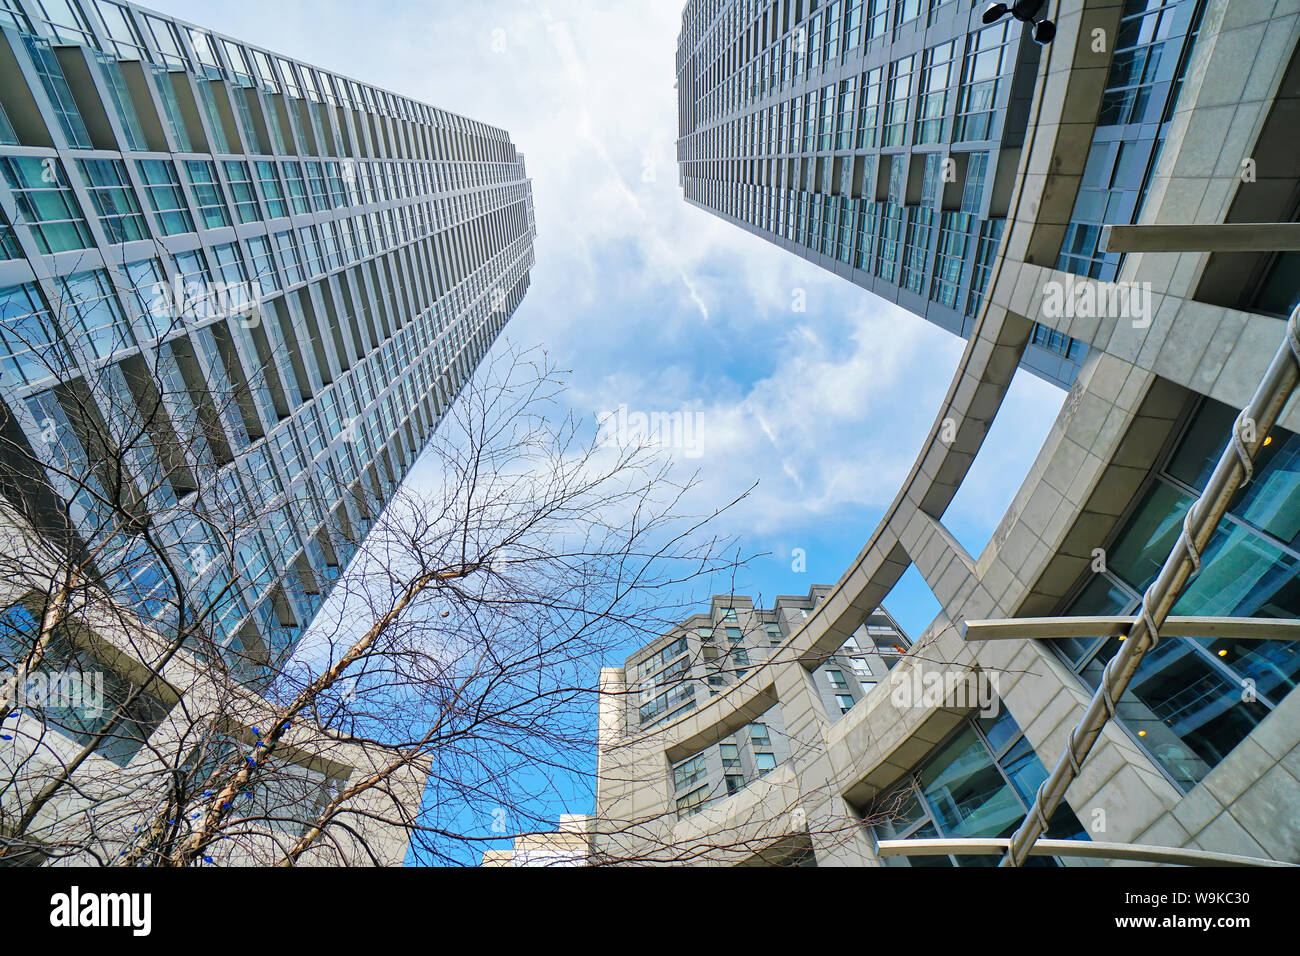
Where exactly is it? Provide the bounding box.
[675,0,1086,387]
[488,0,1300,868]
[0,0,536,685]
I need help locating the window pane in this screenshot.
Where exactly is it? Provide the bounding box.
[1108,481,1193,592]
[873,786,927,839]
[1053,574,1133,664]
[1082,636,1271,790]
[917,727,1021,839]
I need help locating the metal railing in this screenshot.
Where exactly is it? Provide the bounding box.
[999,303,1300,867]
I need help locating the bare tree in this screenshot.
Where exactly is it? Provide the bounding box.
[0,266,751,866]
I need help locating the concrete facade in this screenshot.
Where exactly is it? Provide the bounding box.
[0,503,423,865]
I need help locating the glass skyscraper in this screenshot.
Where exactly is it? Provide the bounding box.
[0,0,536,683]
[675,0,1087,387]
[1055,0,1207,281]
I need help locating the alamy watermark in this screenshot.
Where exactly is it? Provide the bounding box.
[2,669,104,717]
[596,405,704,459]
[50,887,151,936]
[889,666,1000,717]
[1042,275,1153,329]
[149,275,261,327]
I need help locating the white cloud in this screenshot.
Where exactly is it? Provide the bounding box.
[150,0,1059,549]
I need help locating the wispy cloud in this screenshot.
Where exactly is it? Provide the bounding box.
[152,0,1063,595]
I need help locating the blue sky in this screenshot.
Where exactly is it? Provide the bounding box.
[150,0,1066,855]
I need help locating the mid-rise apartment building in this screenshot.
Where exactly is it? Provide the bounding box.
[625,589,909,820]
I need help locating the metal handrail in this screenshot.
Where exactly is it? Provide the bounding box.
[878,838,1298,868]
[1000,304,1300,867]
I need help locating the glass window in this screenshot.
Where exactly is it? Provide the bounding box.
[210,242,252,314]
[894,0,921,31]
[976,708,1019,756]
[876,201,905,283]
[23,35,91,148]
[282,161,310,215]
[1,157,93,253]
[135,159,195,236]
[873,714,1087,865]
[931,212,971,307]
[77,159,147,243]
[1055,396,1300,789]
[1083,635,1269,790]
[222,161,261,224]
[195,81,231,152]
[0,210,19,259]
[184,160,231,229]
[56,269,131,361]
[1169,401,1300,548]
[304,161,330,212]
[1107,482,1193,593]
[254,161,289,219]
[0,283,61,386]
[901,204,935,295]
[122,258,172,343]
[94,1,144,57]
[872,787,928,840]
[245,235,280,298]
[955,20,1012,142]
[882,54,914,147]
[844,0,865,51]
[219,38,254,87]
[149,65,193,151]
[865,0,889,42]
[95,55,147,150]
[672,752,708,792]
[676,784,710,818]
[0,604,172,767]
[1252,252,1300,319]
[141,13,188,68]
[720,742,740,769]
[918,726,1024,839]
[274,231,303,285]
[966,218,1005,318]
[186,29,223,79]
[915,40,955,144]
